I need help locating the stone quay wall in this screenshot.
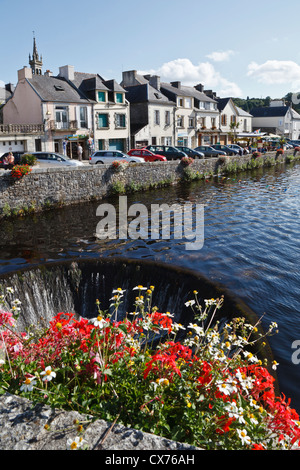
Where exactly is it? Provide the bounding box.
[0,151,293,215]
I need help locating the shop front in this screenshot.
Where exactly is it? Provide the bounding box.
[58,134,94,160]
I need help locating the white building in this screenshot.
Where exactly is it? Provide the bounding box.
[251,100,300,140]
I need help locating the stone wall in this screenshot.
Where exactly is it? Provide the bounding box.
[0,152,290,215]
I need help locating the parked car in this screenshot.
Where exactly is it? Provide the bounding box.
[212,144,239,155]
[0,151,24,168]
[127,149,166,162]
[287,140,300,148]
[194,145,226,158]
[175,146,205,159]
[227,144,249,155]
[145,145,187,160]
[89,150,144,164]
[32,152,84,167]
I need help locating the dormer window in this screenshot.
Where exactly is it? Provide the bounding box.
[98,91,106,102]
[115,93,124,103]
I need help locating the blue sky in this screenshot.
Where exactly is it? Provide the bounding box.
[1,0,300,99]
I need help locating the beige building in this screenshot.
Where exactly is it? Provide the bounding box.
[160,82,219,147]
[121,71,174,148]
[3,66,94,159]
[70,69,130,152]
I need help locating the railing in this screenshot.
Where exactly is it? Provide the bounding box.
[0,124,44,134]
[49,120,78,131]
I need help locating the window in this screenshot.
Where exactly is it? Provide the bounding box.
[98,91,106,102]
[115,114,126,128]
[164,136,172,145]
[188,117,194,127]
[230,115,236,124]
[80,107,88,128]
[115,93,123,103]
[98,139,105,150]
[154,110,160,125]
[178,98,184,107]
[211,118,216,128]
[55,107,68,128]
[165,111,170,126]
[185,97,192,108]
[200,117,206,128]
[98,114,109,128]
[221,114,227,126]
[177,115,184,127]
[199,102,205,109]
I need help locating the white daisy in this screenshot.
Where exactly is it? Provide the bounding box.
[40,366,56,382]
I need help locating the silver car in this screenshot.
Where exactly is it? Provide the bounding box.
[32,152,85,167]
[89,150,144,164]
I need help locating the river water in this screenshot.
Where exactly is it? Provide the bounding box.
[0,162,300,411]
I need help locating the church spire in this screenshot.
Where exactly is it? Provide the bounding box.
[29,33,43,75]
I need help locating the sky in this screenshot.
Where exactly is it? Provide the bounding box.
[1,0,300,99]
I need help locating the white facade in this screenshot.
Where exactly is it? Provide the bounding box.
[252,106,300,140]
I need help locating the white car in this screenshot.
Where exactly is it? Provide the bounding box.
[89,150,144,164]
[32,152,85,167]
[227,144,249,154]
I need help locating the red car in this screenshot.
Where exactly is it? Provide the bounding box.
[127,149,167,162]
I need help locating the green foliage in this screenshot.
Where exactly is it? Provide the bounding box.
[20,154,37,166]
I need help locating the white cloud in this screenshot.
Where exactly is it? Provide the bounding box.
[206,50,235,62]
[247,60,300,91]
[138,58,242,97]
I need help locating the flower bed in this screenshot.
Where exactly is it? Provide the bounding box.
[10,164,32,179]
[111,160,129,172]
[0,285,299,450]
[181,156,194,166]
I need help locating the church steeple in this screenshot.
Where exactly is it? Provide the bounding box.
[29,34,43,75]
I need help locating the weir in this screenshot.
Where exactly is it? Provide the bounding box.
[0,257,277,382]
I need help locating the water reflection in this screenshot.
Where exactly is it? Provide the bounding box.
[1,163,300,410]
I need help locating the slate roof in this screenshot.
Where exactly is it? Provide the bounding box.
[72,72,109,95]
[216,97,231,112]
[0,87,12,103]
[124,83,173,105]
[27,75,92,104]
[251,106,289,118]
[160,82,216,103]
[236,106,253,117]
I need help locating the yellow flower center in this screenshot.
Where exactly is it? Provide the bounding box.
[25,378,31,385]
[46,369,52,375]
[70,441,77,450]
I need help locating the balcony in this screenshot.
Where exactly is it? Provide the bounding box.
[49,120,78,131]
[0,124,44,134]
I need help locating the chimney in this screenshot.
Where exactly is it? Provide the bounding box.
[195,83,204,92]
[59,65,75,81]
[18,66,33,81]
[149,75,160,90]
[171,81,181,88]
[121,70,138,87]
[5,83,15,94]
[44,70,53,77]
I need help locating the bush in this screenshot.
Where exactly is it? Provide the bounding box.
[20,154,37,166]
